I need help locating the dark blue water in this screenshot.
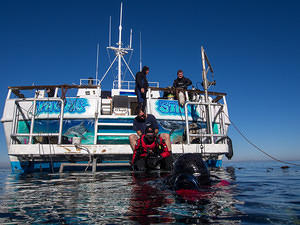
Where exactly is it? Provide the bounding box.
[0,161,299,224]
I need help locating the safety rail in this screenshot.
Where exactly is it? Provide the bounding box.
[7,84,100,99]
[149,87,226,100]
[184,100,227,145]
[80,79,100,86]
[113,80,159,90]
[11,98,64,144]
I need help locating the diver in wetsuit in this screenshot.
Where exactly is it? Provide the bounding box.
[131,127,173,171]
[172,70,192,89]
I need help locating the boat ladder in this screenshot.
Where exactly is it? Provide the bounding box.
[59,158,130,173]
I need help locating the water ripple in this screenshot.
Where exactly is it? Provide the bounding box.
[0,161,299,224]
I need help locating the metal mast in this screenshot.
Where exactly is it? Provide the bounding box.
[201,46,209,102]
[201,46,214,143]
[117,2,123,89]
[95,43,99,84]
[99,2,135,88]
[139,32,142,71]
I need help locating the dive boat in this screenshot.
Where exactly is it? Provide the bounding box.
[1,3,233,173]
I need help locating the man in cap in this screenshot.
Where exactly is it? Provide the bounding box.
[129,107,171,152]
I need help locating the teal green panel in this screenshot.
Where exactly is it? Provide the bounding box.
[213,123,219,134]
[98,136,129,140]
[97,136,130,144]
[17,121,30,134]
[98,126,133,133]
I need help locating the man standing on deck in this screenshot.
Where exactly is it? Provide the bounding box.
[129,107,172,153]
[135,66,149,111]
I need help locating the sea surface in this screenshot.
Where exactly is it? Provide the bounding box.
[0,160,299,224]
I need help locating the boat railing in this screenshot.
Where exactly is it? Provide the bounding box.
[148,87,226,102]
[80,79,100,86]
[147,87,228,145]
[7,84,100,99]
[184,101,227,145]
[10,98,64,145]
[112,80,159,90]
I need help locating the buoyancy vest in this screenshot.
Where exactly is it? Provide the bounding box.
[132,135,170,164]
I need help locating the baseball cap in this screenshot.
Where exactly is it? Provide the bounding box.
[145,126,155,134]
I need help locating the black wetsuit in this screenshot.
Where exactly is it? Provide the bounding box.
[173,77,192,89]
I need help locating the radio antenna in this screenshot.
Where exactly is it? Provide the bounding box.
[109,16,112,46]
[95,43,99,84]
[101,2,135,87]
[139,32,142,71]
[129,29,132,49]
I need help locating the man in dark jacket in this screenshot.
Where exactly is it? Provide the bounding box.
[129,107,171,154]
[135,66,149,111]
[173,70,192,89]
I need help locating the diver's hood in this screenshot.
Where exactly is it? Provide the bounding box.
[174,173,201,191]
[172,153,210,187]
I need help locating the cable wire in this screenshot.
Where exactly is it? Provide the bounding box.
[222,111,300,167]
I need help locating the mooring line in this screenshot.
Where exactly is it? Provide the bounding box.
[222,111,300,167]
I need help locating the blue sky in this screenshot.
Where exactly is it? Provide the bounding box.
[0,0,300,165]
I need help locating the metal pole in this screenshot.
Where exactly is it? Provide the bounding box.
[201,47,208,102]
[208,103,214,143]
[184,102,190,145]
[11,101,18,144]
[147,88,151,114]
[109,16,112,47]
[58,99,64,144]
[95,43,99,84]
[139,32,142,71]
[54,88,58,97]
[117,2,123,89]
[100,55,118,84]
[129,29,132,49]
[121,55,135,79]
[94,90,100,145]
[201,47,213,143]
[118,55,122,89]
[29,99,37,144]
[6,89,12,100]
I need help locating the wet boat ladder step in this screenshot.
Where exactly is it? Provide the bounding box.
[97,122,133,126]
[59,158,130,173]
[96,132,135,136]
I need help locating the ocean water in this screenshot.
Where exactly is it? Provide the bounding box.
[0,161,299,224]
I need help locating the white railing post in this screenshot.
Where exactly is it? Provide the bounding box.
[147,88,152,114]
[184,102,190,145]
[6,89,12,100]
[10,101,18,144]
[58,99,64,144]
[29,99,37,144]
[208,102,214,144]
